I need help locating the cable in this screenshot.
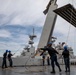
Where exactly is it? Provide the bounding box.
[73,28,76,55]
[66,2,74,44]
[13,46,24,56]
[24,51,35,71]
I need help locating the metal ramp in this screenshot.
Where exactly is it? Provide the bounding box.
[54,4,76,27]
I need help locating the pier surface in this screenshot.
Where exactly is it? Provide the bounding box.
[0,65,76,75]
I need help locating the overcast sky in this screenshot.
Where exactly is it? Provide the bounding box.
[0,0,76,56]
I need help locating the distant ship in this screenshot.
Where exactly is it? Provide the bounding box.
[0,1,76,67]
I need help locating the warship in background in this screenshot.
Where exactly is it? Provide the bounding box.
[20,0,76,66]
[20,28,37,57]
[0,28,43,67]
[0,0,76,67]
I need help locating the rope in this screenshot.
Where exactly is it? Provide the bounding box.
[13,47,22,55]
[66,24,71,44]
[24,50,46,71]
[73,28,76,54]
[66,1,74,44]
[0,43,22,53]
[24,55,34,71]
[24,51,37,71]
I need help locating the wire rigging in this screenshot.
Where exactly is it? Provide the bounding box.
[66,0,74,44]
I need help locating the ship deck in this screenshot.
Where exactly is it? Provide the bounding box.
[0,65,76,75]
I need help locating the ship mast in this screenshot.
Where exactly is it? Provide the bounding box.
[29,28,37,47]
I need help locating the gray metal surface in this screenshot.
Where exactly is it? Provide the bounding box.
[0,65,76,75]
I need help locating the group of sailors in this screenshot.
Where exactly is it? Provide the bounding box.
[2,50,13,69]
[33,42,70,73]
[2,42,70,73]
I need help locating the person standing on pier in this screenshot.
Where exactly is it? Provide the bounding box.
[2,50,8,69]
[8,50,13,67]
[62,46,70,72]
[47,56,50,65]
[40,50,46,66]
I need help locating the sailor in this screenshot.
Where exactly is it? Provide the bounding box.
[62,46,70,72]
[33,42,61,73]
[8,50,13,67]
[47,56,50,65]
[40,50,46,66]
[2,50,8,69]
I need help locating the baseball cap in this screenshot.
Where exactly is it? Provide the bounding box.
[6,50,8,52]
[9,50,11,52]
[64,46,68,50]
